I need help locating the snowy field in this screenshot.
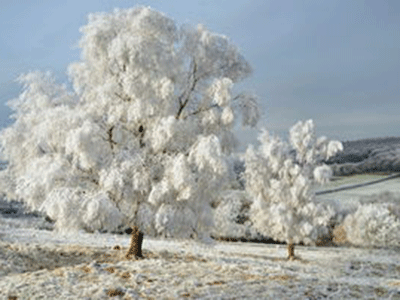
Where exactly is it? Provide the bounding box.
[1,187,400,300]
[315,173,400,205]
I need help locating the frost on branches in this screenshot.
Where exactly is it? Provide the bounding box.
[0,7,260,250]
[245,120,342,259]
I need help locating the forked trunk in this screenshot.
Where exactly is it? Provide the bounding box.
[126,226,144,259]
[287,242,295,260]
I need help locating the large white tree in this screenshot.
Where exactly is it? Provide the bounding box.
[0,7,260,258]
[245,120,342,259]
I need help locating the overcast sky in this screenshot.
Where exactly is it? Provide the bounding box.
[0,0,399,146]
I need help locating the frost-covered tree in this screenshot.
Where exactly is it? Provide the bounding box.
[245,120,342,259]
[0,7,260,258]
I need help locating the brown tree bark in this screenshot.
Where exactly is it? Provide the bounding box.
[126,226,144,259]
[287,242,295,260]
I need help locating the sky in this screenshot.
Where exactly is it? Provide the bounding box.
[0,0,399,146]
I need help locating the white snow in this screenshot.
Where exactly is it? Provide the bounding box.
[1,199,400,299]
[315,174,400,205]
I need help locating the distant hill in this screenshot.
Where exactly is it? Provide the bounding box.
[325,137,400,175]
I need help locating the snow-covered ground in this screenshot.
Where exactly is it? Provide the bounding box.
[315,173,400,205]
[1,197,400,299]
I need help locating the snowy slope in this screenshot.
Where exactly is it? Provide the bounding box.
[315,173,400,205]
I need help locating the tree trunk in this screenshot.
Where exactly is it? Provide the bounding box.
[287,242,295,260]
[126,226,144,259]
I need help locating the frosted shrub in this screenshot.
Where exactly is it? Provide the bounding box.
[155,203,197,238]
[343,203,400,247]
[212,190,258,240]
[342,193,400,247]
[245,120,342,258]
[39,188,123,233]
[0,6,260,257]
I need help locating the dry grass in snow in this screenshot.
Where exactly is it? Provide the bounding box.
[1,197,400,299]
[1,228,400,299]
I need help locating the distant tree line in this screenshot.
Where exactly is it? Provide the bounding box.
[325,137,400,175]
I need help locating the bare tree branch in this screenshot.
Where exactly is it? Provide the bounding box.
[175,60,200,119]
[107,126,117,150]
[185,103,219,118]
[184,90,246,120]
[114,92,132,102]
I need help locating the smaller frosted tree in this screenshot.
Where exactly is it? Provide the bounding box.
[245,120,342,259]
